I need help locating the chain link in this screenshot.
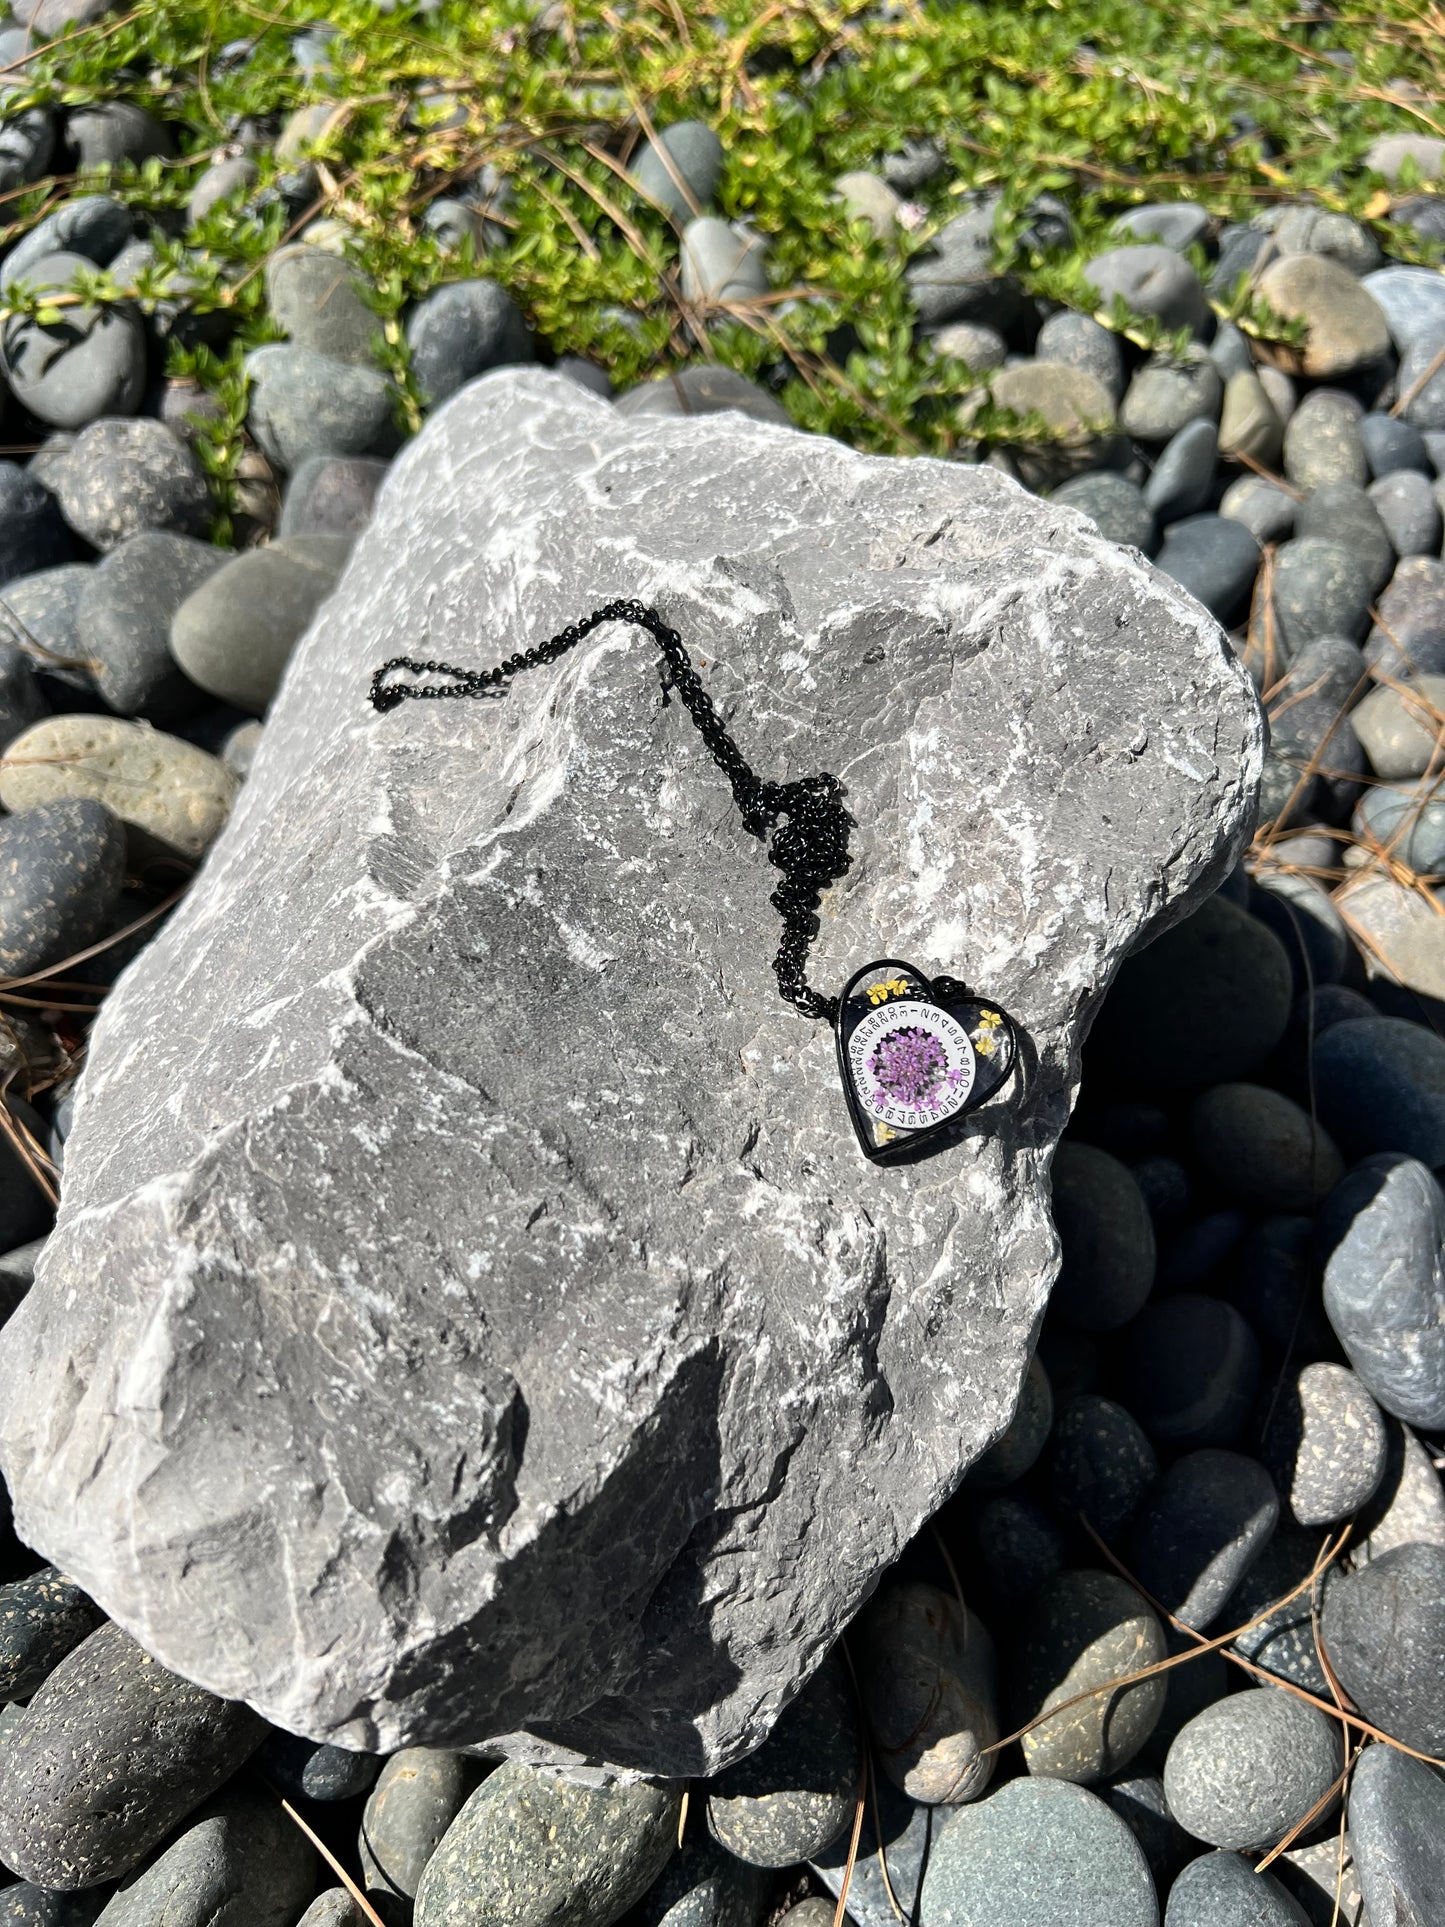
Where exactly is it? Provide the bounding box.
[370,601,850,1021]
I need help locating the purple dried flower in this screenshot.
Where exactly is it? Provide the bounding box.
[870,1026,947,1107]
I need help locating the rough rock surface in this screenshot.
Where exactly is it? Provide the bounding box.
[0,368,1262,1774]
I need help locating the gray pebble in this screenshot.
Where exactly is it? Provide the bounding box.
[1315,1017,1445,1164]
[833,172,901,239]
[1164,1851,1311,1926]
[1353,1419,1445,1563]
[1261,1362,1387,1526]
[1120,348,1222,442]
[1351,673,1445,779]
[405,278,533,407]
[973,1496,1067,1608]
[1269,537,1376,650]
[1227,1526,1336,1696]
[1188,1083,1343,1213]
[1217,370,1283,467]
[1208,226,1269,303]
[1400,323,1445,432]
[1120,1294,1262,1450]
[1010,1570,1166,1783]
[1296,481,1395,596]
[296,1896,365,1927]
[614,364,792,425]
[919,1777,1158,1927]
[1354,776,1445,870]
[265,244,380,365]
[1048,1142,1155,1332]
[1365,555,1445,677]
[1125,1450,1278,1631]
[48,418,210,552]
[879,137,945,193]
[1050,472,1157,554]
[1162,1687,1342,1852]
[360,1747,476,1901]
[245,344,397,473]
[708,1653,860,1864]
[0,196,131,290]
[170,533,351,714]
[633,1833,767,1927]
[1361,410,1432,478]
[76,530,223,721]
[0,110,52,198]
[1269,206,1382,277]
[1283,391,1368,491]
[186,156,258,226]
[1048,1395,1157,1541]
[277,454,389,539]
[1143,421,1217,525]
[414,1760,680,1927]
[0,1620,267,1887]
[0,636,48,748]
[1362,265,1445,354]
[255,1727,379,1803]
[1347,1739,1445,1927]
[1034,313,1124,401]
[0,1885,110,1927]
[1321,1542,1445,1755]
[1322,1153,1445,1425]
[1255,255,1391,379]
[931,320,1007,373]
[221,719,262,780]
[1112,204,1210,251]
[1154,515,1260,624]
[629,120,724,223]
[1369,468,1441,555]
[92,1779,315,1927]
[1274,1837,1366,1927]
[813,1770,936,1927]
[0,1569,103,1704]
[968,1356,1053,1490]
[1085,244,1210,334]
[64,101,171,170]
[0,251,145,430]
[1250,870,1352,991]
[856,1581,997,1804]
[680,217,770,304]
[0,797,126,977]
[1219,475,1297,546]
[0,469,72,590]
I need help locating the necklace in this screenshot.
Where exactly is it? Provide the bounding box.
[369,599,1017,1163]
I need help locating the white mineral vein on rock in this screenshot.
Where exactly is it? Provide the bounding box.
[0,369,1262,1774]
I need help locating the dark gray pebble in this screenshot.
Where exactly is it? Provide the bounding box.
[1125,1449,1278,1630]
[1251,872,1351,993]
[1313,1017,1445,1166]
[1219,475,1296,547]
[1034,312,1124,401]
[265,244,379,366]
[1156,1209,1248,1294]
[0,797,126,978]
[1282,391,1368,491]
[707,1652,860,1864]
[855,1581,996,1804]
[1112,204,1210,251]
[1321,1153,1445,1426]
[255,1727,379,1804]
[813,1769,937,1927]
[76,531,223,721]
[1100,1772,1193,1890]
[1154,515,1260,625]
[278,455,389,538]
[1347,1740,1445,1927]
[629,120,724,223]
[1364,556,1445,678]
[1187,1084,1343,1213]
[64,102,172,170]
[1142,420,1218,526]
[0,253,146,431]
[0,1620,267,1887]
[0,1887,109,1927]
[1010,1569,1166,1783]
[1163,1851,1311,1926]
[48,419,210,552]
[1048,1395,1158,1541]
[1119,1295,1262,1450]
[245,344,398,473]
[0,197,131,290]
[1228,1526,1338,1697]
[360,1747,476,1903]
[1162,1687,1342,1851]
[1269,538,1376,652]
[1050,473,1157,555]
[614,364,792,425]
[1361,410,1432,478]
[0,111,53,200]
[972,1495,1067,1608]
[1120,349,1222,444]
[170,534,351,715]
[91,1778,315,1927]
[0,467,73,589]
[1353,1418,1445,1562]
[1048,1143,1156,1333]
[1370,468,1441,555]
[1129,1157,1191,1236]
[0,639,47,751]
[1085,244,1210,334]
[967,1356,1053,1490]
[633,1832,767,1927]
[1295,481,1395,596]
[1320,1541,1445,1755]
[1260,1363,1386,1526]
[0,1568,103,1704]
[405,278,533,408]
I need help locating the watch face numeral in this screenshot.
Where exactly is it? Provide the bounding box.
[834,959,1019,1164]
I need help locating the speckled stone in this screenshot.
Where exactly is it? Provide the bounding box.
[1260,1363,1387,1527]
[1275,1836,1366,1927]
[0,715,238,865]
[1162,1688,1342,1852]
[1119,1296,1262,1451]
[0,798,127,978]
[1125,1450,1278,1631]
[1047,1143,1156,1333]
[90,1778,315,1927]
[1050,473,1157,554]
[1320,1543,1445,1756]
[855,1581,997,1805]
[1048,1396,1157,1541]
[405,278,533,408]
[973,1497,1068,1608]
[1321,1154,1445,1428]
[1219,476,1296,547]
[245,344,398,473]
[265,245,379,366]
[360,1748,475,1903]
[414,1760,681,1927]
[75,531,223,723]
[1353,1420,1445,1563]
[254,1728,379,1804]
[1268,206,1383,277]
[1352,675,1445,780]
[967,1357,1053,1490]
[919,1777,1158,1927]
[1163,1850,1311,1927]
[1034,313,1125,399]
[0,1569,103,1704]
[707,1654,860,1865]
[0,1620,267,1888]
[1227,1526,1337,1696]
[1255,256,1391,378]
[1347,1740,1445,1927]
[813,1770,938,1927]
[1010,1570,1166,1784]
[1269,538,1376,651]
[1364,556,1445,678]
[0,563,89,693]
[1295,482,1395,597]
[632,1833,768,1927]
[46,419,210,553]
[1282,392,1369,491]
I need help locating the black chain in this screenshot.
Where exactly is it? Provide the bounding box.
[370,599,851,1021]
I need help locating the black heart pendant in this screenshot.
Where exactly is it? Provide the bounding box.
[833,958,1019,1164]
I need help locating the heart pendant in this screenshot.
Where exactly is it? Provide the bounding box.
[833,958,1019,1164]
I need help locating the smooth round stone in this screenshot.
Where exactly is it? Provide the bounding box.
[0,715,238,864]
[0,1621,266,1887]
[254,1728,379,1803]
[1250,872,1350,992]
[0,470,73,592]
[1295,482,1395,597]
[906,216,1025,332]
[1268,206,1382,277]
[1163,1689,1342,1853]
[1119,1296,1262,1451]
[1048,1395,1157,1541]
[277,454,388,539]
[1153,516,1260,624]
[1164,1851,1311,1926]
[1217,371,1282,467]
[1261,1362,1387,1526]
[833,171,901,239]
[1361,411,1432,478]
[421,198,488,254]
[360,1748,474,1902]
[0,1570,102,1704]
[1100,1773,1193,1890]
[1227,1526,1336,1695]
[265,244,378,365]
[1187,1084,1343,1212]
[1034,312,1124,401]
[1049,473,1156,554]
[1142,421,1217,525]
[1120,349,1222,443]
[171,534,351,715]
[75,530,222,721]
[298,1895,367,1927]
[636,1834,767,1927]
[0,639,48,748]
[1085,244,1210,335]
[245,344,397,473]
[1219,475,1296,546]
[404,278,533,407]
[0,196,131,290]
[968,1356,1052,1490]
[1321,1154,1445,1427]
[1321,1542,1445,1754]
[1315,1009,1445,1159]
[1348,1740,1445,1927]
[1208,226,1269,302]
[708,1654,859,1864]
[1354,1419,1445,1563]
[1282,391,1368,491]
[1255,256,1390,378]
[1334,874,1445,1004]
[416,1762,678,1927]
[0,1884,110,1927]
[1369,469,1441,556]
[1365,556,1445,677]
[48,418,210,553]
[186,156,258,226]
[856,1581,997,1805]
[630,119,724,222]
[1352,673,1445,779]
[0,111,52,198]
[221,719,262,780]
[680,217,770,304]
[0,252,146,431]
[1365,135,1445,184]
[1269,538,1375,649]
[964,362,1119,490]
[0,797,125,977]
[1112,204,1210,251]
[1048,1142,1156,1333]
[86,1780,315,1927]
[931,321,1006,372]
[614,365,792,425]
[1362,265,1445,353]
[1087,896,1293,1088]
[1355,777,1445,870]
[1208,320,1254,381]
[973,1496,1067,1607]
[65,101,172,170]
[1011,1570,1166,1784]
[1398,325,1445,432]
[553,356,612,399]
[1125,1450,1278,1631]
[918,1777,1158,1927]
[812,1772,935,1927]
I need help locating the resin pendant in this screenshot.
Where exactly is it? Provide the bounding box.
[834,958,1018,1164]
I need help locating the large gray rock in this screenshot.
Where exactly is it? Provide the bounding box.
[0,369,1262,1776]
